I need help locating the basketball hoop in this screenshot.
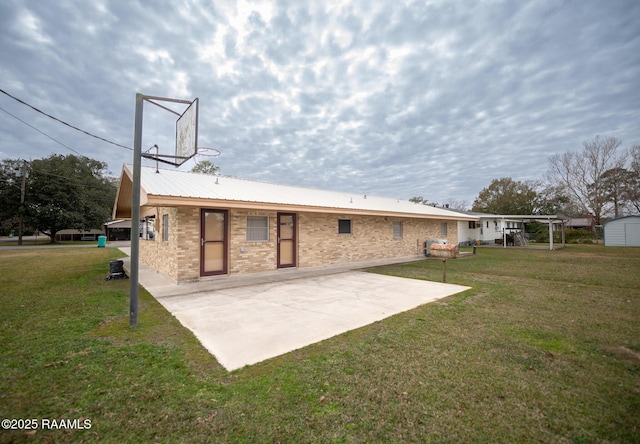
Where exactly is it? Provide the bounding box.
[196,147,221,157]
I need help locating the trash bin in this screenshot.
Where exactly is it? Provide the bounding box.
[110,260,124,275]
[97,235,107,248]
[105,260,128,280]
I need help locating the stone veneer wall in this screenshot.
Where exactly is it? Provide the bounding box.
[139,206,459,282]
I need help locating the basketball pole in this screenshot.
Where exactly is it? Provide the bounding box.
[130,93,144,327]
[129,93,197,328]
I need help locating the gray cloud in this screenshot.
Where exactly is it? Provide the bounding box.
[1,0,638,205]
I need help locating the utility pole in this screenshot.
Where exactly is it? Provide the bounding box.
[18,160,27,246]
[129,93,144,327]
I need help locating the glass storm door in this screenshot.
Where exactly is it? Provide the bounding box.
[201,209,227,276]
[277,213,296,268]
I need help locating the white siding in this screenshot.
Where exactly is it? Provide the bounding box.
[479,218,502,243]
[625,223,640,247]
[604,216,640,247]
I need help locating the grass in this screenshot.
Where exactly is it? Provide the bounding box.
[1,245,639,443]
[0,239,52,247]
[0,238,102,247]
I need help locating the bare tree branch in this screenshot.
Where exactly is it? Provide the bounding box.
[547,135,629,224]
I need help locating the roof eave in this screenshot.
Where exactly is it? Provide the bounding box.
[143,195,478,220]
[113,165,149,219]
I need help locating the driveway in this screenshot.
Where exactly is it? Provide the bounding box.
[123,253,470,371]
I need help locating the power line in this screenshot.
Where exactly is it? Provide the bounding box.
[0,105,86,157]
[0,88,133,151]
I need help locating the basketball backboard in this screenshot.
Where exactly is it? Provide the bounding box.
[138,95,198,166]
[175,98,198,166]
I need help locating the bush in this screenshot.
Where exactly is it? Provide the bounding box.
[565,228,596,244]
[527,222,550,243]
[526,224,596,244]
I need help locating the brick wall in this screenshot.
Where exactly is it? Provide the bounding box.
[139,206,459,282]
[139,206,201,282]
[297,212,456,267]
[175,207,200,282]
[228,209,278,274]
[139,207,179,280]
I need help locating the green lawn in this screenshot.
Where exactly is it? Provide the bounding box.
[1,245,638,443]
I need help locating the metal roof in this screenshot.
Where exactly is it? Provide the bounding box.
[115,165,477,221]
[603,215,640,226]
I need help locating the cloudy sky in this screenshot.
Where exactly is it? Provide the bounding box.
[1,0,638,207]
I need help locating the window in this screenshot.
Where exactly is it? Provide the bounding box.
[440,222,448,237]
[338,219,352,234]
[468,221,477,229]
[163,214,169,242]
[246,216,269,242]
[393,221,403,239]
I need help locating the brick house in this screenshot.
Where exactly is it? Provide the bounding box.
[113,165,477,283]
[567,213,596,232]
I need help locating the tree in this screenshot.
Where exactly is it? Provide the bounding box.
[0,159,24,235]
[409,196,440,206]
[25,154,116,243]
[547,135,629,225]
[535,183,582,216]
[191,160,220,175]
[627,144,640,213]
[442,198,470,211]
[471,178,539,214]
[600,167,635,218]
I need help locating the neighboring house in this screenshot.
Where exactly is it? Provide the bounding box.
[456,212,527,245]
[567,213,595,232]
[455,211,568,249]
[112,165,478,283]
[55,229,104,242]
[603,215,640,247]
[456,212,483,246]
[104,219,132,241]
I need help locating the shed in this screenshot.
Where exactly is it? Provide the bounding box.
[104,219,132,241]
[603,215,640,247]
[55,229,105,242]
